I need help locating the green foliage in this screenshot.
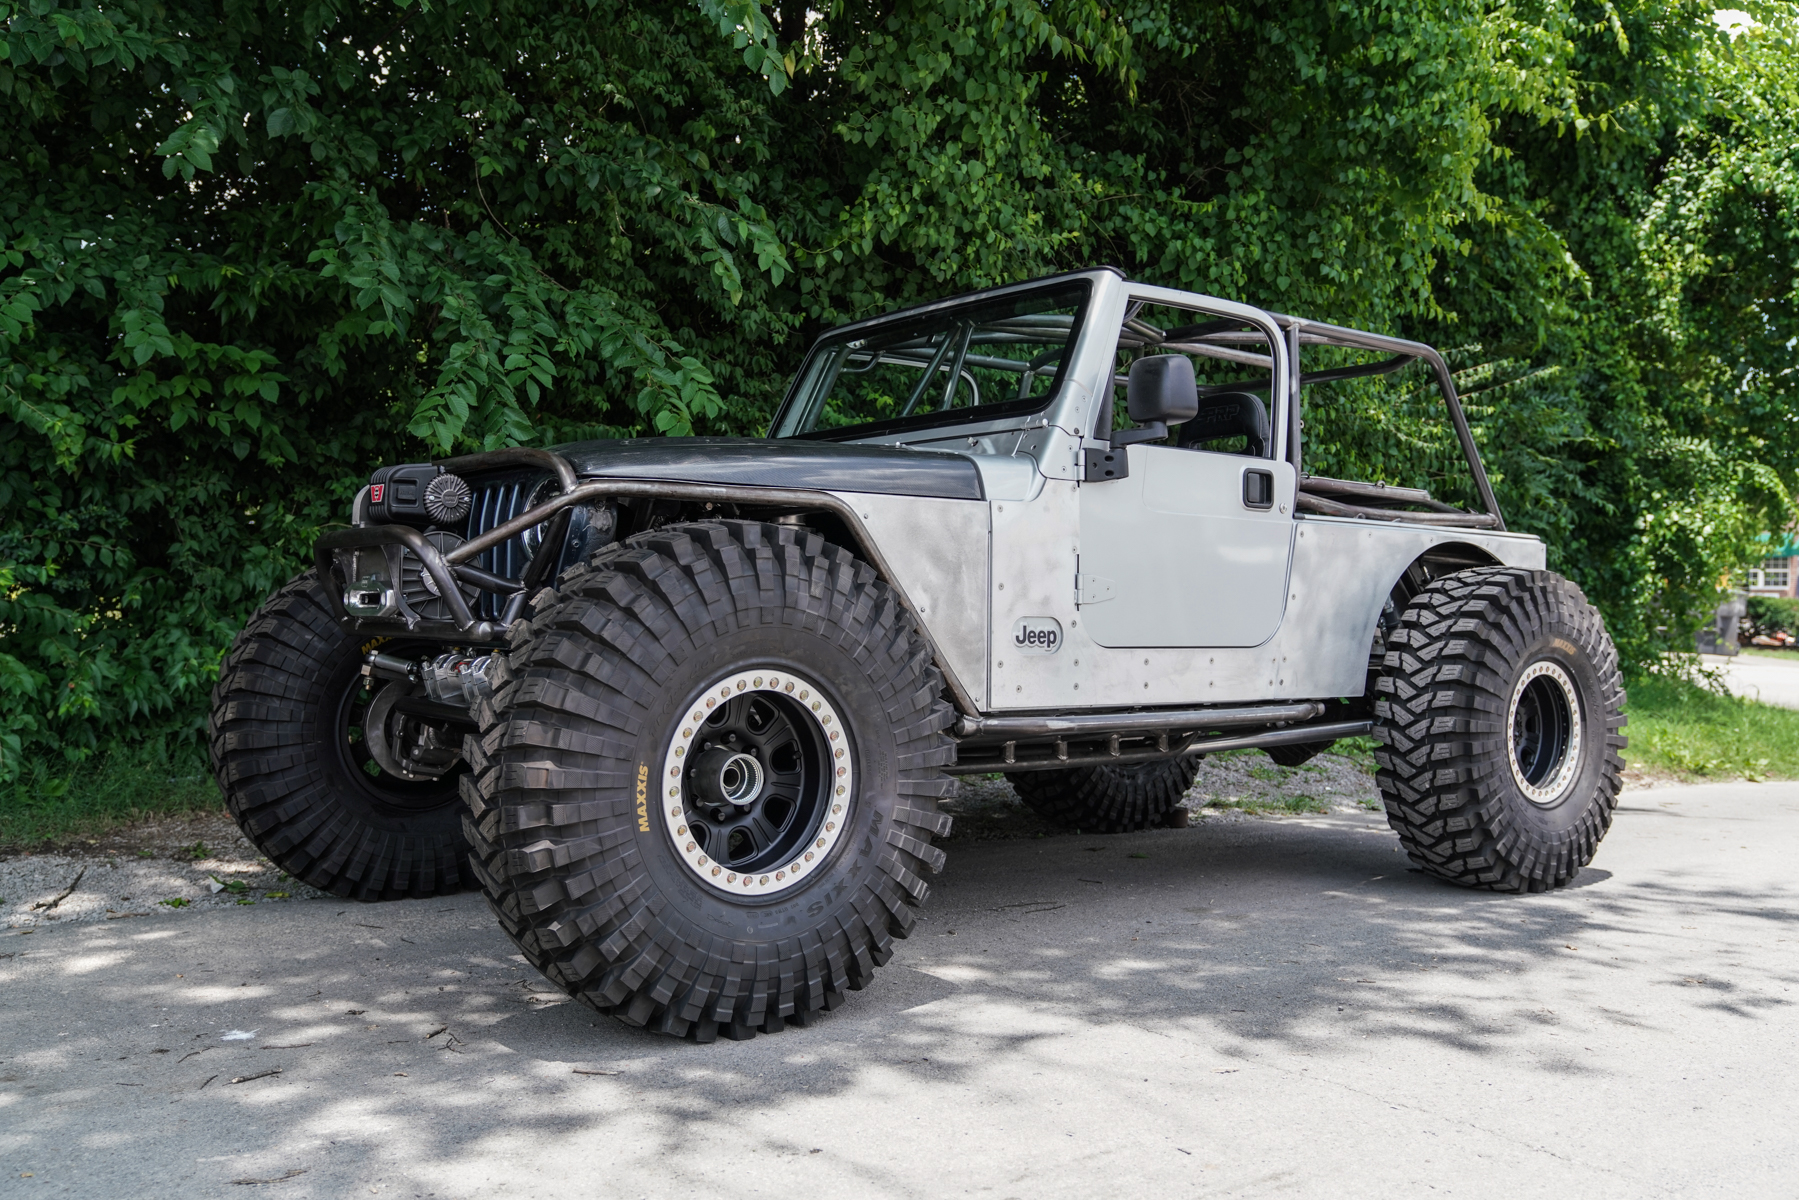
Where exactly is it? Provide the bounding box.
[3,0,1798,778]
[1743,595,1799,640]
[1204,791,1331,816]
[0,740,219,846]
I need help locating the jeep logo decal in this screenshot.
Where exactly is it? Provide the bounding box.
[1012,617,1063,654]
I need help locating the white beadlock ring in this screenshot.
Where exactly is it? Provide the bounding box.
[659,669,853,899]
[1507,660,1583,805]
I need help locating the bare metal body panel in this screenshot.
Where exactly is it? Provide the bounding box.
[1278,517,1543,697]
[1080,445,1297,648]
[843,491,993,710]
[823,269,1549,716]
[324,268,1549,728]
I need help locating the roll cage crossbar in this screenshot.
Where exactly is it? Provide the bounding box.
[1111,305,1504,531]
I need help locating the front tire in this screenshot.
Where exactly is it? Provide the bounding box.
[208,572,472,899]
[461,521,955,1041]
[1371,567,1626,892]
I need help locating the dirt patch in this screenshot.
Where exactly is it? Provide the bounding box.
[0,810,328,928]
[1187,750,1381,816]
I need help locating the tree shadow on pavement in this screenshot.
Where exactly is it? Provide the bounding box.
[3,801,1796,1195]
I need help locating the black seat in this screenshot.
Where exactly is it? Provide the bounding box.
[1178,391,1269,457]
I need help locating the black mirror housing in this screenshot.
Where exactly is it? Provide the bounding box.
[1112,355,1200,448]
[1127,355,1201,424]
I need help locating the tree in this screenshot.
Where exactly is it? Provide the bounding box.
[3,0,1796,778]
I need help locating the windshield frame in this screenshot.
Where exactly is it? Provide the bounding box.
[769,279,1095,441]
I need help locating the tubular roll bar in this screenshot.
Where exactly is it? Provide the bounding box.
[1160,315,1505,528]
[438,447,578,493]
[1270,314,1506,530]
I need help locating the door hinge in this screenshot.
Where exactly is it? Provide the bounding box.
[1082,448,1127,482]
[1077,574,1116,605]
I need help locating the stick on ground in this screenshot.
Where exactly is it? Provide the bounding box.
[31,867,86,912]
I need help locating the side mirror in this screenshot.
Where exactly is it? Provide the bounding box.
[1112,355,1199,448]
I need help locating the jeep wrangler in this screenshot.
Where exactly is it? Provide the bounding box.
[209,267,1626,1041]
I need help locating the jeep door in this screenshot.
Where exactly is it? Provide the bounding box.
[1078,296,1297,649]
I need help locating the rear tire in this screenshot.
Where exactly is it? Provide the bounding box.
[1371,567,1626,892]
[208,572,472,900]
[461,521,955,1041]
[1009,758,1200,833]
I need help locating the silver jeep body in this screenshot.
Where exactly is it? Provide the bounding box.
[769,269,1542,716]
[320,267,1542,761]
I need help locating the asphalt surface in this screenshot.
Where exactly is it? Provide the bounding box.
[1706,652,1799,710]
[2,780,1796,1199]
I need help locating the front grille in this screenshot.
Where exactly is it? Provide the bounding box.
[463,472,550,620]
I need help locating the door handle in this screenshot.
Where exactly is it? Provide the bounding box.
[1242,468,1275,510]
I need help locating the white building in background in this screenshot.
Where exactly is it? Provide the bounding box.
[1746,535,1799,597]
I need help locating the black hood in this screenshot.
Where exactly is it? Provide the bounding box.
[552,437,986,502]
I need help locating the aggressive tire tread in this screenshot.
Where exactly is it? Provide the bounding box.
[462,520,954,1042]
[1009,758,1200,833]
[1371,566,1626,892]
[208,572,470,900]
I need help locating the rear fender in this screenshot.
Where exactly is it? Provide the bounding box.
[1282,521,1541,700]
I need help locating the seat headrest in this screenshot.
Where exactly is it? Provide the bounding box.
[1179,391,1270,457]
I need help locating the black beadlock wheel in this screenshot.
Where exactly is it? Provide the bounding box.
[208,571,472,899]
[1371,566,1626,892]
[1008,758,1200,833]
[460,520,955,1042]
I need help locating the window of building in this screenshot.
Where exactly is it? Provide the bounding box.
[1750,557,1791,589]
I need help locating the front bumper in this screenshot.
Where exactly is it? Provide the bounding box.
[315,524,516,643]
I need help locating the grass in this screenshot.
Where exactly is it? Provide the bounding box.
[1623,672,1799,781]
[0,742,223,848]
[1734,645,1799,662]
[1205,793,1331,816]
[1333,735,1380,772]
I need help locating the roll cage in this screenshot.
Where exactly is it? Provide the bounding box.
[770,268,1504,530]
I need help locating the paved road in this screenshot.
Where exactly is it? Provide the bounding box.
[3,782,1796,1199]
[1705,652,1799,710]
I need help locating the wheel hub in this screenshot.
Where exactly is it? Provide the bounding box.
[690,747,766,808]
[659,669,852,898]
[1507,660,1583,805]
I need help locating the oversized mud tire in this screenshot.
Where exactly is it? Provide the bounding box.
[1371,566,1626,892]
[461,520,955,1042]
[208,571,471,899]
[1009,758,1200,833]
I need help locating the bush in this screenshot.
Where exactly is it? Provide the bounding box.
[1743,596,1799,641]
[0,741,220,847]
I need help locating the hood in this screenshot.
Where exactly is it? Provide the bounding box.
[551,437,986,502]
